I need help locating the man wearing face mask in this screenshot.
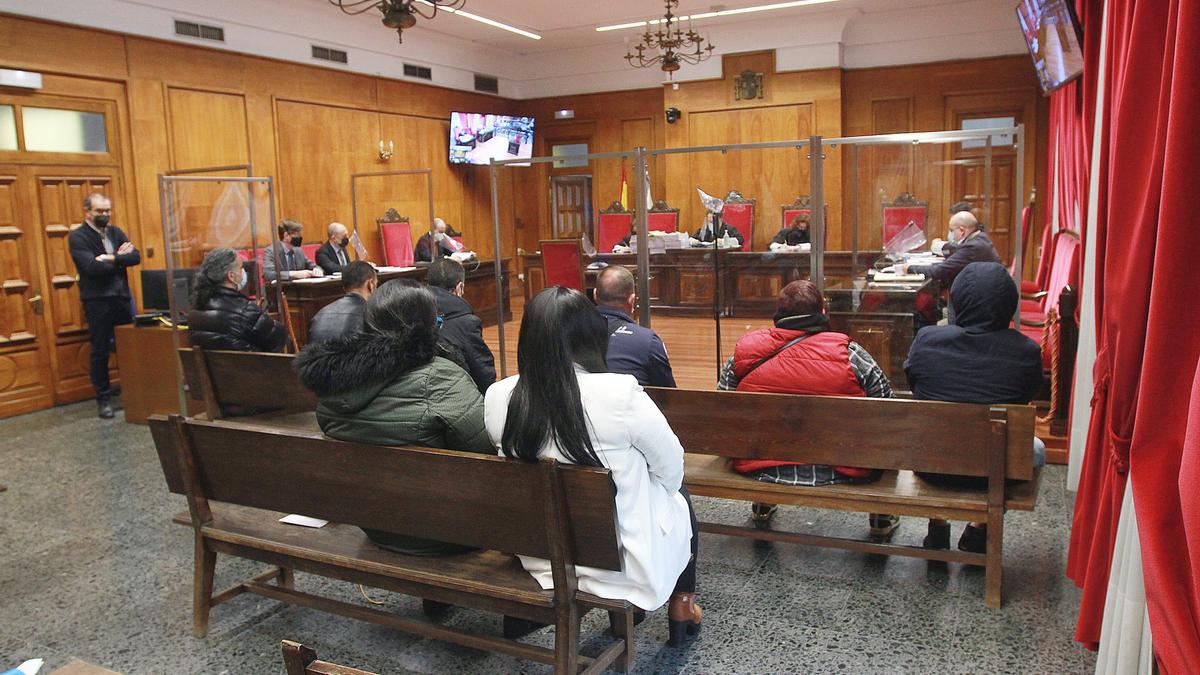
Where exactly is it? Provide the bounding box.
[68,193,141,419]
[261,219,324,282]
[316,221,353,274]
[187,247,288,353]
[900,211,1001,287]
[415,217,461,263]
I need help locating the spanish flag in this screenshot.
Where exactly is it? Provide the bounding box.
[619,164,629,210]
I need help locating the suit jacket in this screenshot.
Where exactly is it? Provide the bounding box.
[415,233,456,262]
[68,223,141,300]
[907,230,1002,286]
[261,241,316,281]
[315,241,352,274]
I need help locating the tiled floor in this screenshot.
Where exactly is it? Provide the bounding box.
[0,401,1097,674]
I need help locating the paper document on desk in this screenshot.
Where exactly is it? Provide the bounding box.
[872,273,927,283]
[374,266,417,273]
[291,276,337,284]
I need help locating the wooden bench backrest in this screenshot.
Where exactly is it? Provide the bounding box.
[179,347,317,417]
[646,387,1034,481]
[151,415,622,570]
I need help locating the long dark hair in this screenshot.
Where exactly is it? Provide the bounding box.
[501,287,608,467]
[192,247,239,309]
[364,279,439,363]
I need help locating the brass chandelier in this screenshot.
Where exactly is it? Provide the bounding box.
[328,0,467,44]
[624,0,716,76]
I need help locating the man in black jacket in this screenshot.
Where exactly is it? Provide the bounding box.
[904,262,1044,553]
[426,258,495,392]
[315,222,352,274]
[902,211,1001,286]
[68,193,141,418]
[308,261,377,344]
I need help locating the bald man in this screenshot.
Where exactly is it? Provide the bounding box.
[316,222,352,274]
[415,217,460,262]
[903,211,1001,286]
[594,266,676,388]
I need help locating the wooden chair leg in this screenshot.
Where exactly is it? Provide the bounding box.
[193,535,217,637]
[984,508,1004,609]
[277,566,295,589]
[553,605,581,675]
[607,609,637,672]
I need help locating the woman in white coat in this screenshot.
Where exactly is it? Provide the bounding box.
[484,287,703,647]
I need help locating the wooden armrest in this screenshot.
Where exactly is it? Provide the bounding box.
[1021,290,1048,301]
[1019,318,1046,328]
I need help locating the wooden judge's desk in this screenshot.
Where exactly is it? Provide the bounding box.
[279,258,511,347]
[521,249,935,385]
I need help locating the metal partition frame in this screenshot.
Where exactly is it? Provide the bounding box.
[484,126,1026,379]
[350,168,436,263]
[158,173,277,412]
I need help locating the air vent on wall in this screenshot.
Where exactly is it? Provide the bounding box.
[403,63,433,80]
[474,74,499,94]
[174,20,225,42]
[311,46,349,64]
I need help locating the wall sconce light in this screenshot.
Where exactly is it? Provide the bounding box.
[378,139,395,160]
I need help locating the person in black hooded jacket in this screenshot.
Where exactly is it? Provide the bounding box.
[187,247,289,353]
[904,261,1044,553]
[426,258,496,392]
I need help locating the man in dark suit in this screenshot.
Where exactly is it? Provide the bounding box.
[426,258,495,392]
[903,211,1001,286]
[261,219,323,282]
[67,193,141,418]
[415,217,460,263]
[315,222,352,274]
[594,265,676,388]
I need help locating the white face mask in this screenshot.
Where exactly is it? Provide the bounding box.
[237,267,248,290]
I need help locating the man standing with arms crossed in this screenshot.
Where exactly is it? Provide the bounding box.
[68,193,141,419]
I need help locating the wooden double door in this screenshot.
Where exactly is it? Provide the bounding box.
[0,166,122,417]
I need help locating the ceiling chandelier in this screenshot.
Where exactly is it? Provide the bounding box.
[624,0,716,77]
[328,0,467,44]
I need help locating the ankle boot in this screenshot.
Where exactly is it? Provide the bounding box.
[666,592,703,647]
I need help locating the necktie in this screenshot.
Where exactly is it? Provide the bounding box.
[287,249,296,269]
[338,249,347,267]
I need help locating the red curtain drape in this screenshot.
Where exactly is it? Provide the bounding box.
[1066,0,1200,670]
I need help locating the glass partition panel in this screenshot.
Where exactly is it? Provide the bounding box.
[23,106,107,153]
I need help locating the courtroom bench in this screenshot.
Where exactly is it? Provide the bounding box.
[282,641,375,675]
[151,414,638,675]
[644,387,1040,608]
[176,347,1040,608]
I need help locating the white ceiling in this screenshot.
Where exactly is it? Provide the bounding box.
[0,0,1029,98]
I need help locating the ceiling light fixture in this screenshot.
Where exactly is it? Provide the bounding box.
[597,0,841,32]
[624,0,715,78]
[329,0,541,43]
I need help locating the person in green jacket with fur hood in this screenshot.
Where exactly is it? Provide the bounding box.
[295,279,492,556]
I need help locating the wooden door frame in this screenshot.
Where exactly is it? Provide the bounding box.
[549,174,593,242]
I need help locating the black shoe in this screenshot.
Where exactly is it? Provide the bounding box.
[98,400,115,419]
[750,503,777,529]
[958,524,988,554]
[868,513,900,539]
[422,599,452,619]
[923,521,951,550]
[502,616,548,640]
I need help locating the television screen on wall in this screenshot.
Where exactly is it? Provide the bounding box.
[1016,0,1085,94]
[449,112,535,165]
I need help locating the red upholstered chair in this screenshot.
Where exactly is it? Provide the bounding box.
[1020,229,1081,326]
[1023,218,1059,297]
[378,210,414,268]
[540,239,585,291]
[648,199,680,233]
[881,193,928,250]
[780,195,828,232]
[596,201,633,253]
[721,190,755,250]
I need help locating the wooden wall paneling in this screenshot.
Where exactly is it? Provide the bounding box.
[166,87,250,169]
[0,14,129,80]
[0,173,53,415]
[126,78,171,276]
[860,97,914,251]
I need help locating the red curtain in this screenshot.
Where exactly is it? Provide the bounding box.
[1066,0,1200,670]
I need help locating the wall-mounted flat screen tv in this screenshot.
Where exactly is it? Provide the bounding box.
[1016,0,1085,94]
[449,112,534,166]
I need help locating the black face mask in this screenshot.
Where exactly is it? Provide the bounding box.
[290,235,303,247]
[339,237,349,248]
[93,215,110,228]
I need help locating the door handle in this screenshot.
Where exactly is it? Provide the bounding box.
[28,294,44,315]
